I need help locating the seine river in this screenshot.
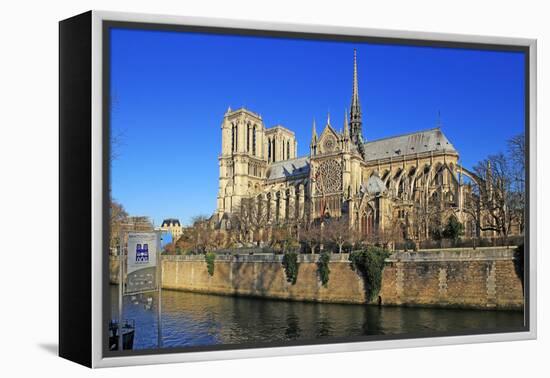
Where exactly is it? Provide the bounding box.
[111,286,524,350]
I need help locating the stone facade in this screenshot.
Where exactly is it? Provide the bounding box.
[215,49,487,241]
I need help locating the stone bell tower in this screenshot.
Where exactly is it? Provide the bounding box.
[217,107,267,219]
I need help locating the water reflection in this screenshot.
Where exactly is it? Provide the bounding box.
[110,286,523,350]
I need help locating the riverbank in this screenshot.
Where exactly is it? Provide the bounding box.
[110,285,524,350]
[110,247,524,310]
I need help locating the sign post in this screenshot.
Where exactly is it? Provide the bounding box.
[118,230,124,351]
[118,231,162,350]
[157,239,162,348]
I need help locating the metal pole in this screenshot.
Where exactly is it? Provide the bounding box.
[157,232,162,349]
[118,230,124,351]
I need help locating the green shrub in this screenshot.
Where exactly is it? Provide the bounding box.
[282,252,299,285]
[349,246,390,302]
[317,252,331,287]
[404,239,417,251]
[205,252,216,276]
[442,216,464,242]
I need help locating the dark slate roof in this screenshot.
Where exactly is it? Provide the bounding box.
[266,156,310,180]
[362,128,456,162]
[161,218,181,227]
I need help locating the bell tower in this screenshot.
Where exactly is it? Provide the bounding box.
[217,108,267,219]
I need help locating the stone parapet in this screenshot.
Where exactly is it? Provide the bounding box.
[109,247,524,310]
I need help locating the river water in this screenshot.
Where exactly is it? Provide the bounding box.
[110,286,524,350]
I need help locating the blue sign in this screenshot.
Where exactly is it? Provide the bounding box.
[135,243,149,263]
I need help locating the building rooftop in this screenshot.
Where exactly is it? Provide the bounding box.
[266,156,310,180]
[224,107,262,120]
[262,128,456,181]
[265,124,295,135]
[161,218,181,227]
[362,127,457,161]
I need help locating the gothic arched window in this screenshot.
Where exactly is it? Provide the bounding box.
[231,124,236,152]
[252,125,257,156]
[268,138,272,162]
[287,140,290,160]
[233,123,239,152]
[246,124,250,152]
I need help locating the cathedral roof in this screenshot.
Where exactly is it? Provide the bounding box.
[362,127,456,162]
[265,124,295,135]
[266,156,310,181]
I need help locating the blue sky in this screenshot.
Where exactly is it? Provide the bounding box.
[110,28,525,226]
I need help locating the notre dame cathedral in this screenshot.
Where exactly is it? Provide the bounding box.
[215,50,483,242]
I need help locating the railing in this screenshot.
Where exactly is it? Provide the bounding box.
[162,252,351,263]
[394,236,524,251]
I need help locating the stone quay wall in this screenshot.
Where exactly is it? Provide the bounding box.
[378,248,524,310]
[109,247,524,310]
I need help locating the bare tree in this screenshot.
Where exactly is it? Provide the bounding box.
[110,129,127,164]
[507,132,526,233]
[410,192,445,241]
[206,230,230,252]
[323,217,351,253]
[185,215,212,254]
[110,200,128,250]
[508,133,525,175]
[300,223,323,254]
[227,200,252,245]
[376,216,405,250]
[271,225,297,253]
[460,133,525,238]
[466,153,521,237]
[228,196,271,245]
[174,229,194,253]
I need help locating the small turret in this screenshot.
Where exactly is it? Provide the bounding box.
[343,109,349,138]
[310,118,318,156]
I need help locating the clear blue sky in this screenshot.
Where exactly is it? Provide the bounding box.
[110,27,525,226]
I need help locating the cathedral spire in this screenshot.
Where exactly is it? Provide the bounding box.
[327,111,331,126]
[349,49,363,145]
[352,49,360,110]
